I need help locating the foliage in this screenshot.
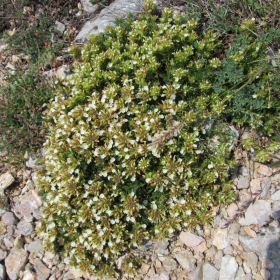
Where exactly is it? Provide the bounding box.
[0,64,54,165]
[35,1,280,277]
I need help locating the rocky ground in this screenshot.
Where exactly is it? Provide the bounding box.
[0,0,280,280]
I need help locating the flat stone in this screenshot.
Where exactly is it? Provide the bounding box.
[244,252,258,271]
[75,0,146,42]
[154,239,169,250]
[5,247,28,280]
[202,262,219,280]
[17,220,33,236]
[238,189,252,206]
[219,255,238,280]
[2,212,17,225]
[22,269,37,280]
[174,250,196,272]
[0,249,7,261]
[179,232,204,247]
[0,172,15,191]
[271,190,280,201]
[213,228,229,250]
[250,178,262,194]
[33,258,50,280]
[226,203,239,217]
[237,175,250,189]
[239,200,271,226]
[27,241,44,254]
[259,165,272,176]
[260,177,271,199]
[162,258,178,271]
[13,190,42,219]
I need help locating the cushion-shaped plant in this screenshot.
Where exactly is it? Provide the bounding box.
[37,0,278,277]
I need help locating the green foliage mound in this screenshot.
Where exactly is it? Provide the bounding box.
[37,1,280,277]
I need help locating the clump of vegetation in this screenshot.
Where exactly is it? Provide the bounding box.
[36,0,280,277]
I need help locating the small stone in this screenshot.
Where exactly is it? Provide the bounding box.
[213,228,229,250]
[0,172,15,191]
[250,178,262,194]
[226,203,239,217]
[193,241,207,256]
[54,21,65,36]
[214,250,223,270]
[238,189,252,206]
[219,255,238,280]
[14,236,24,248]
[259,165,272,176]
[0,249,7,261]
[202,262,219,280]
[244,252,258,271]
[33,258,50,280]
[17,220,33,236]
[162,258,178,271]
[179,232,204,247]
[243,261,251,273]
[189,263,203,280]
[56,65,70,79]
[244,226,257,238]
[174,250,195,272]
[156,272,170,280]
[140,263,150,274]
[80,0,99,14]
[0,264,5,280]
[260,177,271,199]
[5,247,28,280]
[2,212,17,225]
[27,240,44,254]
[235,266,245,279]
[155,239,169,250]
[0,221,7,235]
[271,190,280,201]
[237,175,249,189]
[33,208,43,220]
[22,269,36,280]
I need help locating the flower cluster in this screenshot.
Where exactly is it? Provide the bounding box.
[36,1,247,277]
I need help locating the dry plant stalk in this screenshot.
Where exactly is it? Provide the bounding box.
[147,121,185,150]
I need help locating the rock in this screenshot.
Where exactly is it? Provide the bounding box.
[33,258,51,280]
[0,172,15,191]
[244,252,258,272]
[271,190,280,201]
[202,262,219,280]
[156,272,170,280]
[260,177,271,199]
[5,247,28,280]
[155,239,169,250]
[13,190,42,219]
[54,21,65,36]
[0,249,7,261]
[14,236,24,248]
[189,263,203,280]
[17,220,33,236]
[238,189,252,206]
[0,221,7,235]
[239,200,271,226]
[219,255,238,280]
[2,212,17,225]
[162,258,178,271]
[80,0,99,14]
[27,240,44,254]
[226,203,239,217]
[22,269,36,280]
[33,208,43,220]
[259,165,272,177]
[0,264,5,280]
[250,178,262,194]
[174,250,196,272]
[75,0,146,42]
[193,241,207,256]
[243,226,257,238]
[237,175,249,189]
[213,228,229,250]
[235,266,245,279]
[56,65,71,79]
[179,232,204,247]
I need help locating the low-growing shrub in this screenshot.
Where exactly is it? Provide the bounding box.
[37,0,280,277]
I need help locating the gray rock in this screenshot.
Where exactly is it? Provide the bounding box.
[54,21,65,36]
[81,0,99,14]
[33,208,43,220]
[174,250,196,272]
[5,247,28,280]
[27,241,44,254]
[162,257,178,271]
[22,269,36,280]
[154,239,169,250]
[1,212,17,226]
[156,272,169,280]
[17,220,33,236]
[235,266,245,279]
[213,228,229,250]
[75,0,146,42]
[33,258,51,280]
[237,175,249,189]
[202,262,219,280]
[219,255,238,280]
[189,263,203,280]
[271,190,280,201]
[260,177,271,199]
[244,252,258,272]
[239,200,271,226]
[179,231,204,247]
[0,249,7,261]
[0,263,5,280]
[272,201,280,219]
[0,172,15,191]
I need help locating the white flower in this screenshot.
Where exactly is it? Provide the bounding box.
[208,163,213,169]
[143,85,149,91]
[186,210,192,215]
